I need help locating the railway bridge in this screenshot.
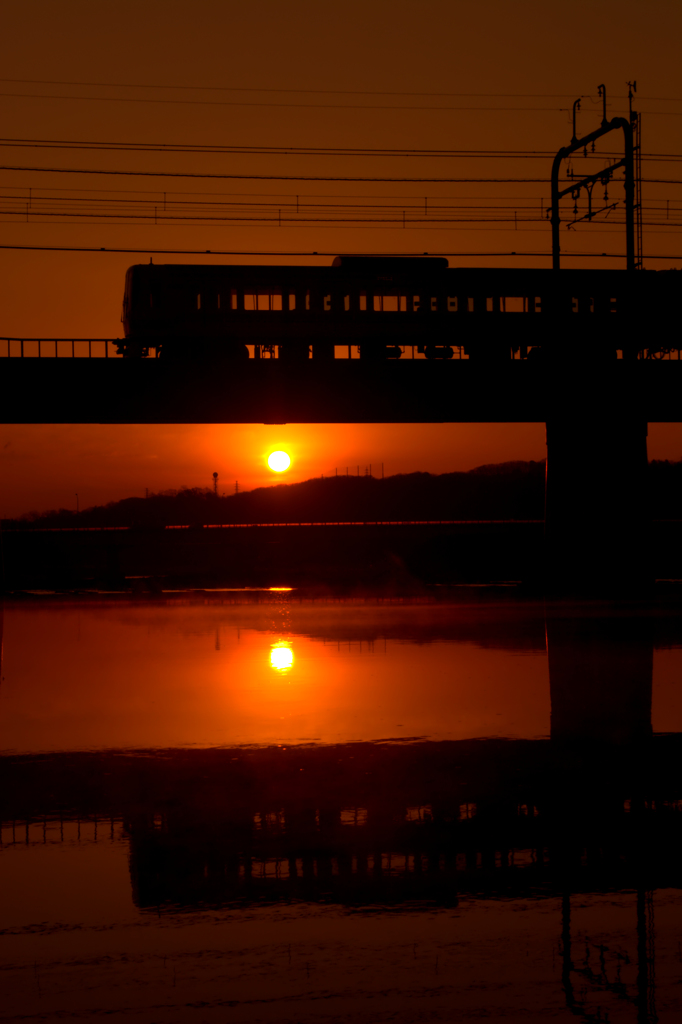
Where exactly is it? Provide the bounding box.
[2,328,681,592]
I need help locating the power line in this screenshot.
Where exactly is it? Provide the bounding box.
[2,88,680,117]
[9,221,679,237]
[1,78,680,106]
[2,163,680,185]
[5,77,674,100]
[0,91,589,113]
[0,184,563,200]
[0,165,560,182]
[3,215,676,232]
[0,243,679,259]
[3,197,677,228]
[2,137,680,162]
[0,140,579,158]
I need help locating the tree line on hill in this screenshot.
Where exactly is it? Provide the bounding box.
[3,459,681,530]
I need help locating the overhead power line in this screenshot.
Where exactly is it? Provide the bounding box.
[2,213,675,231]
[0,91,595,113]
[2,164,680,186]
[2,189,678,230]
[0,139,583,158]
[0,164,563,182]
[0,184,559,201]
[5,77,677,100]
[0,244,679,259]
[2,138,680,162]
[1,88,679,117]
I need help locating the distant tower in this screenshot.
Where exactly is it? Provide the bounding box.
[212,472,218,497]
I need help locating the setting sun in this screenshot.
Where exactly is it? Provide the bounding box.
[270,644,294,672]
[268,450,291,473]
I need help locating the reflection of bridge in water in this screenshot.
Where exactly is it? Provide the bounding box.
[2,611,681,903]
[2,609,679,1021]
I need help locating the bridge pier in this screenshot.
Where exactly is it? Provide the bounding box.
[544,364,650,594]
[547,611,653,744]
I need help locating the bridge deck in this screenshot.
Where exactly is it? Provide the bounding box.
[1,356,680,423]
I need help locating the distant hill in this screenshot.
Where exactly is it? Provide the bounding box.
[4,458,681,530]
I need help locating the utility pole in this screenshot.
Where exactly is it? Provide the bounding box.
[549,82,639,271]
[213,471,218,497]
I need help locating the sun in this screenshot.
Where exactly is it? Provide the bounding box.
[270,644,294,672]
[268,450,291,473]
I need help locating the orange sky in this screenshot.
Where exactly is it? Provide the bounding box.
[1,1,681,515]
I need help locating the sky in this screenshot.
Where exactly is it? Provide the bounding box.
[1,0,681,516]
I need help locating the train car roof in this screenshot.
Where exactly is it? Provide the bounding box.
[126,261,677,284]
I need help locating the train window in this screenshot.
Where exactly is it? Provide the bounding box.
[359,292,367,311]
[197,294,201,310]
[447,297,458,312]
[244,292,283,311]
[486,297,495,312]
[324,294,332,311]
[373,295,405,312]
[430,297,438,312]
[502,297,525,313]
[305,290,310,311]
[467,297,474,313]
[344,294,350,312]
[534,296,542,312]
[571,297,578,313]
[413,295,421,311]
[589,297,595,313]
[230,289,238,310]
[288,294,296,310]
[610,297,617,312]
[217,294,221,309]
[149,293,153,308]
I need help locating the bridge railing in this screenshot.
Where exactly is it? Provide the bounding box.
[1,338,680,360]
[0,339,126,358]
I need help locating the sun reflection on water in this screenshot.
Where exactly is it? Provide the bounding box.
[270,643,294,673]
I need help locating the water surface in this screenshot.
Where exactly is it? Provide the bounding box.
[1,596,681,1022]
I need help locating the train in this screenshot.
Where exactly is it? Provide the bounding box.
[119,255,679,361]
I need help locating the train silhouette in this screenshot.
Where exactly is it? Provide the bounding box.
[119,255,678,361]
